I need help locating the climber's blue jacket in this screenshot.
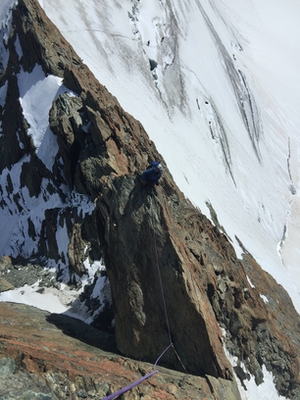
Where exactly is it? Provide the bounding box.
[142,161,162,185]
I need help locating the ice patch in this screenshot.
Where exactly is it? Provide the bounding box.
[18,64,71,149]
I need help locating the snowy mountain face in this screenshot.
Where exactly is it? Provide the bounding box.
[0,0,300,399]
[38,0,300,313]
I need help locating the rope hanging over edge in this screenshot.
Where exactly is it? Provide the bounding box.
[150,189,187,374]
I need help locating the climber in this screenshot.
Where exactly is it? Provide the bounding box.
[141,161,162,187]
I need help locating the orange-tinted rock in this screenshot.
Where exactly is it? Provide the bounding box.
[0,302,241,399]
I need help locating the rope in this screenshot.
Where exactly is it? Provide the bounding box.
[150,189,172,345]
[150,189,187,374]
[101,370,158,400]
[154,343,173,367]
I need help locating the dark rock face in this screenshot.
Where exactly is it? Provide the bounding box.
[0,0,300,398]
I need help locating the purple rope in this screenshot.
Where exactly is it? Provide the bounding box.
[151,191,187,373]
[102,370,158,400]
[151,190,173,345]
[154,343,173,367]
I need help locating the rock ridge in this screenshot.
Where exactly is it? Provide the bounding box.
[0,302,241,400]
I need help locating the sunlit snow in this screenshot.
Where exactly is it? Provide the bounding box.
[18,64,70,150]
[224,344,286,400]
[38,0,300,317]
[0,259,108,324]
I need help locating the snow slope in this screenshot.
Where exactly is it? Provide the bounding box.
[38,0,300,311]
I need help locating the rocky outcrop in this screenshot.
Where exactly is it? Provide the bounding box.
[49,62,235,379]
[0,0,300,398]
